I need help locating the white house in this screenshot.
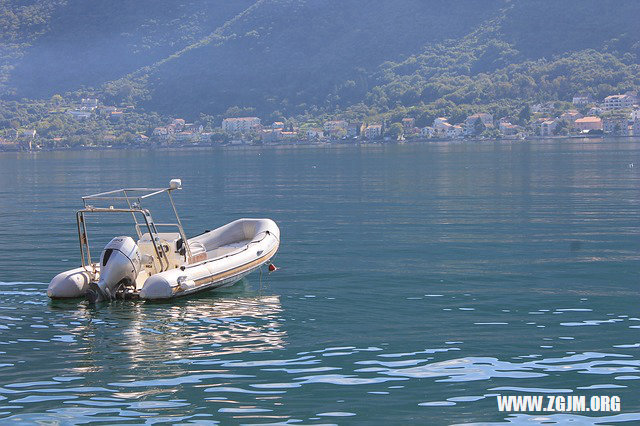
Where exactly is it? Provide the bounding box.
[222,117,261,133]
[307,128,324,140]
[420,127,434,138]
[499,121,520,136]
[364,124,382,139]
[603,117,630,135]
[99,106,117,115]
[572,95,594,106]
[402,118,416,133]
[559,110,582,123]
[81,98,98,110]
[574,117,603,133]
[540,119,558,136]
[464,113,493,135]
[323,120,348,132]
[446,125,464,139]
[171,119,186,131]
[184,123,204,133]
[152,127,169,140]
[604,94,635,111]
[323,120,348,138]
[432,118,453,137]
[66,110,92,119]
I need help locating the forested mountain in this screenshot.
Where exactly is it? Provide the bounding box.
[1,0,639,124]
[1,0,254,97]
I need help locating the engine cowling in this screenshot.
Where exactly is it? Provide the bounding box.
[86,236,141,303]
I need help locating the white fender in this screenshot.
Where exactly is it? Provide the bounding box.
[47,266,97,298]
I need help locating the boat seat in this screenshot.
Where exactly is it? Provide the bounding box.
[188,241,207,264]
[206,239,252,259]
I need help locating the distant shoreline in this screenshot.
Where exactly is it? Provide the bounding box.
[2,134,639,155]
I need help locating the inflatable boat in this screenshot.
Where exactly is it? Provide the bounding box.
[47,179,280,302]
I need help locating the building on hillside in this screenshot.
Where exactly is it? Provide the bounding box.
[446,125,464,139]
[463,112,493,130]
[603,117,630,135]
[624,91,639,103]
[222,117,261,133]
[604,94,635,111]
[152,127,169,140]
[171,119,186,131]
[81,98,98,110]
[402,118,416,133]
[174,132,197,143]
[574,117,602,133]
[498,120,520,136]
[262,129,282,143]
[109,111,124,120]
[540,119,558,136]
[433,117,449,127]
[436,122,453,138]
[271,122,285,130]
[324,120,348,132]
[323,120,348,138]
[420,126,435,138]
[307,128,324,140]
[364,124,382,140]
[66,110,92,119]
[467,113,494,127]
[631,108,640,122]
[464,113,494,135]
[0,139,20,151]
[432,118,452,137]
[559,110,582,124]
[136,134,149,143]
[572,95,594,106]
[433,117,453,138]
[99,106,118,115]
[280,131,298,141]
[184,123,203,133]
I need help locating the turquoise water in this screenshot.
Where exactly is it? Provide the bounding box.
[0,139,639,424]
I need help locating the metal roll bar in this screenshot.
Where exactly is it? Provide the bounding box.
[76,180,191,274]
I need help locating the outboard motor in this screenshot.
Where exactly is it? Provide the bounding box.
[86,236,141,303]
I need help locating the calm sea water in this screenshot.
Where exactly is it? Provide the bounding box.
[0,139,639,425]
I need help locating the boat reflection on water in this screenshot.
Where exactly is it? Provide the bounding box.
[52,283,287,374]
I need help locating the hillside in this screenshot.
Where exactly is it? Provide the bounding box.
[353,0,640,125]
[1,0,640,125]
[1,0,254,97]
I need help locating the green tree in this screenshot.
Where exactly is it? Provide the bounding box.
[387,122,404,139]
[518,104,532,125]
[554,121,568,135]
[50,94,63,106]
[473,118,486,135]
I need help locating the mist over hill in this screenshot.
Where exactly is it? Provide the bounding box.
[1,0,639,123]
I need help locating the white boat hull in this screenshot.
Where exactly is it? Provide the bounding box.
[48,218,280,300]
